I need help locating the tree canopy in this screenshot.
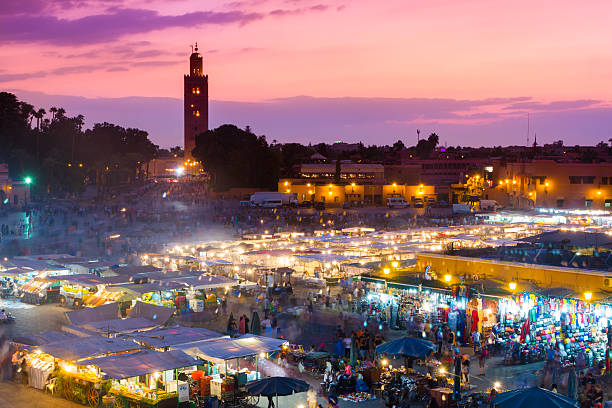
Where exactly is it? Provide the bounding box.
[0,92,158,197]
[192,124,280,191]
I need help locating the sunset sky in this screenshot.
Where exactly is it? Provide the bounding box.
[2,0,612,147]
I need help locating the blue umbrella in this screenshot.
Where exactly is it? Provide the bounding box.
[375,336,436,359]
[245,377,310,397]
[492,386,579,408]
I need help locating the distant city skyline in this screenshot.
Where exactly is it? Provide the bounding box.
[2,0,612,147]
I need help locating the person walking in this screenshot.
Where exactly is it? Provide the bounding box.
[307,388,318,408]
[479,345,488,376]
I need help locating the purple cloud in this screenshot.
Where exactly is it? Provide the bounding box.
[269,4,328,16]
[0,8,265,45]
[0,0,123,15]
[11,91,612,148]
[503,100,602,111]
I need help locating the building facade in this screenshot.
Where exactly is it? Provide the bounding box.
[184,43,208,159]
[0,164,30,207]
[485,160,612,210]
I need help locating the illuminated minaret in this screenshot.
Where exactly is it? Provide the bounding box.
[184,42,208,159]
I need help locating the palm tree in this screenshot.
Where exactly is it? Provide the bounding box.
[35,108,46,160]
[35,108,46,130]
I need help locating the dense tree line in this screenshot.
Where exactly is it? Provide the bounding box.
[192,124,280,191]
[0,92,158,198]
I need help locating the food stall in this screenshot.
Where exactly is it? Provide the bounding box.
[496,292,612,366]
[23,336,144,407]
[77,349,202,408]
[176,335,288,402]
[0,267,38,297]
[19,277,61,304]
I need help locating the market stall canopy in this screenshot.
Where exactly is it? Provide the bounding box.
[296,254,354,263]
[12,330,78,346]
[109,265,162,277]
[245,377,309,397]
[66,302,119,326]
[153,274,238,290]
[79,350,202,380]
[375,337,436,359]
[518,230,612,249]
[177,335,288,364]
[40,336,141,362]
[82,317,166,334]
[128,300,175,324]
[492,386,579,408]
[0,268,39,278]
[121,326,221,348]
[106,281,186,296]
[58,274,131,287]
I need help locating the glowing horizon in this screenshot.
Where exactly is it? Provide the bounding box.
[2,0,611,147]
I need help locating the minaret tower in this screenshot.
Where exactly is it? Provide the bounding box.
[184,42,208,159]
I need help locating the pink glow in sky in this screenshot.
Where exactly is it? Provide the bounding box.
[1,0,612,147]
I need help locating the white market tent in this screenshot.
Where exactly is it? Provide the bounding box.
[176,335,288,365]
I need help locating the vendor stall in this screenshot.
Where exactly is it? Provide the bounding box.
[497,292,612,367]
[78,349,202,408]
[176,335,288,402]
[19,277,60,304]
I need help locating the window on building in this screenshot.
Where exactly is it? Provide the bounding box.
[582,176,595,184]
[585,199,593,208]
[556,199,564,208]
[569,176,581,184]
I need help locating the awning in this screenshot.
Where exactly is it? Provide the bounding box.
[40,336,142,361]
[12,330,78,347]
[121,326,222,348]
[66,302,119,326]
[177,335,288,364]
[82,317,163,334]
[79,350,202,379]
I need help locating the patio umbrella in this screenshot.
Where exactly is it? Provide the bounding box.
[492,386,579,408]
[375,337,436,359]
[245,376,309,408]
[251,311,261,335]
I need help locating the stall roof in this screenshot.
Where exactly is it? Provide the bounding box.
[12,330,78,346]
[122,326,221,348]
[154,274,237,290]
[59,274,131,287]
[177,335,287,363]
[127,301,175,325]
[66,302,119,326]
[79,350,202,379]
[518,230,612,248]
[0,268,39,278]
[0,259,68,272]
[83,317,164,334]
[296,254,354,263]
[109,265,162,277]
[40,336,141,361]
[106,282,186,295]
